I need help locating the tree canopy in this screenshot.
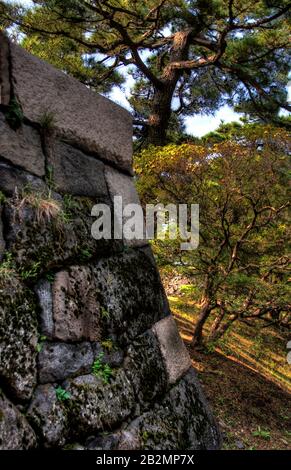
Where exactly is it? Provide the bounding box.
[135,123,291,345]
[1,0,290,144]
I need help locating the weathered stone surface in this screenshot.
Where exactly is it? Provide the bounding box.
[10,42,133,173]
[0,391,37,449]
[35,279,54,338]
[0,33,10,106]
[117,431,141,450]
[0,113,45,176]
[0,275,38,401]
[0,34,221,452]
[125,330,168,405]
[27,384,68,448]
[4,195,115,275]
[47,140,108,197]
[92,250,169,345]
[0,205,5,261]
[52,266,101,342]
[67,370,135,437]
[105,166,147,247]
[86,434,121,450]
[38,342,93,383]
[124,369,221,450]
[0,161,46,196]
[152,316,191,385]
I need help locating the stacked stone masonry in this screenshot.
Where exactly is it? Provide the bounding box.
[0,32,221,450]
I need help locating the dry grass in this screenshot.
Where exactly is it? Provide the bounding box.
[15,193,62,224]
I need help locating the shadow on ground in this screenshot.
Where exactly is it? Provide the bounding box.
[172,300,291,450]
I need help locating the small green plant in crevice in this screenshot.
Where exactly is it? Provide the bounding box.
[40,110,56,131]
[100,306,110,320]
[58,209,73,225]
[45,165,56,192]
[0,252,16,280]
[20,261,42,281]
[79,248,93,262]
[92,353,113,384]
[5,98,24,129]
[35,335,47,353]
[44,271,55,283]
[252,426,271,440]
[63,194,81,212]
[55,386,71,402]
[0,191,6,205]
[141,431,149,444]
[101,339,115,352]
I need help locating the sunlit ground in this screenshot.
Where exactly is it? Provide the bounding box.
[169,295,291,392]
[169,294,291,450]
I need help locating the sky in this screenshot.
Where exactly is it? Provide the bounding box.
[7,0,289,137]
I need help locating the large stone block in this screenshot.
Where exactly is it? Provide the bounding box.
[124,330,168,405]
[9,41,133,173]
[4,195,114,275]
[47,140,108,198]
[38,342,94,383]
[0,391,37,450]
[27,384,68,448]
[0,161,46,196]
[34,279,54,338]
[0,113,45,176]
[152,316,191,385]
[0,205,5,261]
[67,370,135,437]
[52,266,101,342]
[123,369,221,450]
[0,275,38,401]
[92,250,169,345]
[0,33,10,106]
[105,166,147,247]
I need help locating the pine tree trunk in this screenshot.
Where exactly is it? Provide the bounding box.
[147,87,174,146]
[208,316,237,343]
[147,30,191,146]
[191,299,212,348]
[208,307,226,341]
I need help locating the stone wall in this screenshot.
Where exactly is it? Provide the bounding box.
[0,33,221,450]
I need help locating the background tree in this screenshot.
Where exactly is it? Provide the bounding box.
[135,123,291,347]
[1,0,290,145]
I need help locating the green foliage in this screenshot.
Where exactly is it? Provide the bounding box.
[63,194,81,212]
[45,271,55,283]
[0,191,6,204]
[55,386,71,402]
[79,248,93,262]
[100,306,110,320]
[92,353,113,384]
[40,110,56,130]
[2,1,290,143]
[135,123,291,342]
[20,261,41,281]
[179,284,197,295]
[5,98,24,129]
[0,252,15,280]
[252,427,271,440]
[35,335,47,353]
[101,339,115,352]
[45,165,55,191]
